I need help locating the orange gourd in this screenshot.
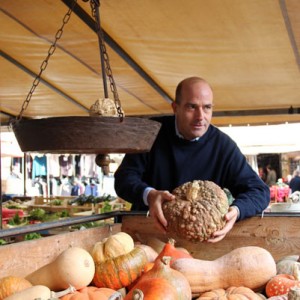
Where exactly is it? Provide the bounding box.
[93,246,148,290]
[266,262,300,297]
[197,286,262,300]
[0,276,32,300]
[59,286,122,300]
[125,256,191,300]
[127,278,178,300]
[266,274,300,297]
[154,238,192,266]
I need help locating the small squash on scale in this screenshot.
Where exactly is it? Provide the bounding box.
[162,180,229,242]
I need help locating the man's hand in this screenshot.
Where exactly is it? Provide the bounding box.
[147,189,175,232]
[206,206,238,243]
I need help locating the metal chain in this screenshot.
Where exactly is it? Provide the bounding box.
[90,0,124,120]
[15,0,77,121]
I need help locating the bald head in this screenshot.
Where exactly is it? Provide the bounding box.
[175,77,212,104]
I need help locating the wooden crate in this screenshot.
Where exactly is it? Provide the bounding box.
[0,215,299,277]
[122,215,300,262]
[34,196,75,205]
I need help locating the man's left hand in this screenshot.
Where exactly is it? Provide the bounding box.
[206,206,238,243]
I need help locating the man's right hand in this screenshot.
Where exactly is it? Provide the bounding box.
[147,189,175,232]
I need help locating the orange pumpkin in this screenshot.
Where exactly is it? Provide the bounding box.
[125,256,191,300]
[93,246,148,290]
[265,274,300,297]
[154,238,192,266]
[0,276,32,300]
[197,286,262,300]
[59,286,121,300]
[127,278,178,300]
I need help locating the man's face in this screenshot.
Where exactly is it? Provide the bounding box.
[172,80,213,140]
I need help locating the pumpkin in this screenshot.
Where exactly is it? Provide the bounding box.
[266,262,300,297]
[154,238,192,266]
[91,232,134,263]
[196,286,262,300]
[0,276,32,300]
[26,246,95,291]
[59,286,122,300]
[124,256,191,300]
[276,255,300,275]
[172,246,277,295]
[127,279,178,300]
[93,246,148,290]
[162,180,229,242]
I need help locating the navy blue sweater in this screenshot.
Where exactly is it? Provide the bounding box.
[114,116,270,220]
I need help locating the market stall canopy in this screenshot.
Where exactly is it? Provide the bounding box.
[220,123,300,155]
[1,0,300,126]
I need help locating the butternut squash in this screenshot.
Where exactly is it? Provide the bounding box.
[172,246,276,295]
[26,246,95,291]
[3,285,74,300]
[3,285,54,300]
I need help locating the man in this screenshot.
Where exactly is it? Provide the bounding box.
[114,76,270,242]
[289,170,300,193]
[265,164,277,187]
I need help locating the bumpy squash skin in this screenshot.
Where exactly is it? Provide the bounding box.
[163,180,229,242]
[172,246,277,295]
[93,247,148,290]
[0,276,32,299]
[26,247,95,291]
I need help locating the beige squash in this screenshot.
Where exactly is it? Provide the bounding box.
[91,232,134,263]
[26,247,95,291]
[172,246,276,295]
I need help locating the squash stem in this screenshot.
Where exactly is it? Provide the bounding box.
[53,285,76,298]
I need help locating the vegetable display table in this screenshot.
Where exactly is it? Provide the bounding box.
[0,212,299,277]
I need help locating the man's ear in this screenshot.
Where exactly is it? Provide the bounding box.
[171,101,177,113]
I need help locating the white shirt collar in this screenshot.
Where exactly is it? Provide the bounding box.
[174,118,200,142]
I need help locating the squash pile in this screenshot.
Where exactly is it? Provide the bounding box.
[1,232,300,300]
